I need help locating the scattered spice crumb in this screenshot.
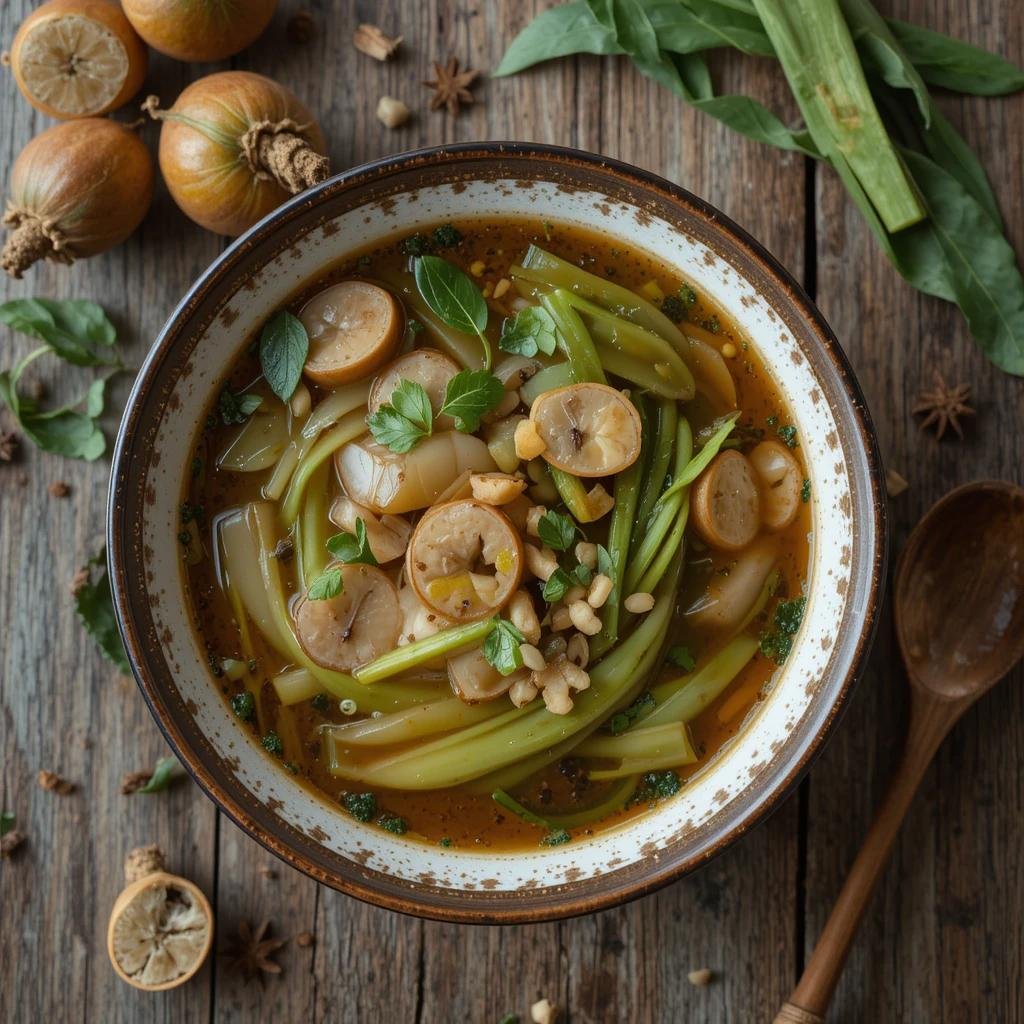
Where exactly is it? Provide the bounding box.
[295,931,315,948]
[376,96,410,129]
[120,771,152,795]
[37,770,74,794]
[286,9,315,44]
[688,967,714,986]
[424,58,481,116]
[353,24,402,61]
[221,920,287,980]
[912,372,974,440]
[48,480,70,498]
[0,431,19,461]
[69,566,89,596]
[1,830,26,858]
[531,998,558,1024]
[258,865,278,880]
[886,468,909,497]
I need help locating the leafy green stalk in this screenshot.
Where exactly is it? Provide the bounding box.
[353,619,496,684]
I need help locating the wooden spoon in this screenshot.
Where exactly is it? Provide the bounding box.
[775,480,1024,1024]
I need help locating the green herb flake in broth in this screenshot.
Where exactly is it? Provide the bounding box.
[261,731,283,755]
[801,478,812,502]
[540,828,572,846]
[343,792,377,822]
[499,305,560,357]
[608,692,656,735]
[231,691,256,721]
[307,567,343,601]
[431,224,463,248]
[218,386,262,425]
[259,309,309,402]
[777,424,799,448]
[326,518,378,566]
[439,837,453,848]
[438,369,505,432]
[378,814,407,835]
[632,770,682,803]
[760,596,808,664]
[483,617,527,676]
[311,693,330,714]
[666,645,697,671]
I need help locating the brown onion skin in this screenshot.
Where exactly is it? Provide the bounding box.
[8,119,154,258]
[10,0,148,119]
[155,71,327,237]
[121,0,277,62]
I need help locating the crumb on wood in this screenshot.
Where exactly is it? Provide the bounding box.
[531,998,558,1024]
[688,967,714,986]
[885,468,909,497]
[121,771,152,795]
[1,830,26,858]
[295,931,315,948]
[0,431,19,461]
[37,770,74,794]
[48,481,70,498]
[258,865,278,880]
[287,9,315,44]
[69,566,89,596]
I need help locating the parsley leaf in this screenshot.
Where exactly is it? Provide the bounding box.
[367,378,433,452]
[666,645,697,671]
[499,305,560,357]
[438,369,505,433]
[378,813,407,834]
[537,510,579,551]
[483,617,526,676]
[326,518,378,566]
[259,309,308,402]
[135,756,184,794]
[608,692,656,735]
[307,567,344,600]
[231,691,256,721]
[261,731,283,755]
[801,478,811,502]
[542,563,593,603]
[73,549,130,673]
[760,596,807,664]
[343,791,377,822]
[218,386,262,425]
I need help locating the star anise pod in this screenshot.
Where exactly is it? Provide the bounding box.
[423,58,481,116]
[221,919,286,981]
[0,431,19,461]
[912,372,975,440]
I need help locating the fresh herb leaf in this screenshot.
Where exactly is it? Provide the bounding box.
[666,645,697,671]
[343,791,377,822]
[661,295,687,323]
[540,828,572,846]
[327,518,378,566]
[311,693,330,713]
[801,478,811,503]
[0,298,118,367]
[231,691,256,721]
[573,562,593,587]
[135,756,184,794]
[400,233,431,257]
[777,424,798,448]
[0,812,14,836]
[261,731,283,755]
[413,255,491,367]
[307,567,343,601]
[367,378,433,452]
[596,543,615,580]
[378,814,407,835]
[608,692,655,735]
[492,788,572,846]
[542,567,573,604]
[218,386,262,425]
[760,596,807,664]
[259,309,308,402]
[439,369,505,432]
[431,224,463,248]
[73,549,130,673]
[499,305,559,357]
[635,770,682,801]
[537,510,579,551]
[483,617,526,676]
[408,319,425,334]
[497,1015,520,1024]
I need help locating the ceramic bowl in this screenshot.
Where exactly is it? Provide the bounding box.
[109,143,886,923]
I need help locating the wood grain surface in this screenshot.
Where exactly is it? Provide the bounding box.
[0,2,1020,1021]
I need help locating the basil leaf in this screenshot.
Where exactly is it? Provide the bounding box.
[0,298,117,367]
[136,756,184,794]
[537,510,580,552]
[499,306,559,357]
[439,369,505,433]
[259,309,308,402]
[327,519,378,566]
[367,379,433,452]
[483,617,526,676]
[308,567,344,601]
[73,549,130,673]
[414,255,491,365]
[218,386,262,425]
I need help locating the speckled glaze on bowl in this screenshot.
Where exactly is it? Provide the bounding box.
[109,143,886,923]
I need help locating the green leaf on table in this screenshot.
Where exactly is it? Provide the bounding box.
[135,756,184,794]
[327,518,378,566]
[438,369,505,433]
[537,510,580,552]
[368,378,433,452]
[652,0,774,58]
[0,298,118,367]
[413,255,491,365]
[259,309,308,402]
[73,549,131,674]
[218,386,262,425]
[499,306,559,358]
[1,811,14,836]
[483,617,526,676]
[307,567,343,601]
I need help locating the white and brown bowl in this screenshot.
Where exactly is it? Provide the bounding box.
[108,143,886,923]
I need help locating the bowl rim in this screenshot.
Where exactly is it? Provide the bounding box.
[108,141,887,923]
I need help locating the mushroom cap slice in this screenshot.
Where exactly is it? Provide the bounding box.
[369,348,461,429]
[336,430,496,515]
[299,281,403,387]
[529,383,641,478]
[748,439,802,531]
[407,499,524,621]
[447,647,529,703]
[293,563,401,671]
[329,495,411,564]
[691,449,760,551]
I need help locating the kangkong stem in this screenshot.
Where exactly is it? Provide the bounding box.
[241,120,330,193]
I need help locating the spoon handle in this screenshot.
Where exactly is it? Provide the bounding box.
[773,693,959,1023]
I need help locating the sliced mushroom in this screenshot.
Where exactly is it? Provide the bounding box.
[748,440,802,530]
[447,648,529,703]
[299,281,403,386]
[684,537,778,632]
[529,383,641,477]
[407,499,523,621]
[329,495,411,564]
[336,430,496,515]
[368,348,460,429]
[691,449,760,551]
[293,563,401,671]
[493,354,542,390]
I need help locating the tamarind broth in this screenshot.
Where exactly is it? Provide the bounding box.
[183,220,811,850]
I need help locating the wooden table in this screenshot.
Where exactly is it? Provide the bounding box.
[2,2,1021,1020]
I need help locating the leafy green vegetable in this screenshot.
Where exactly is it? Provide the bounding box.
[231,691,256,721]
[760,596,807,663]
[73,549,130,672]
[0,811,14,836]
[327,519,378,566]
[483,617,526,676]
[218,386,262,425]
[634,769,682,801]
[307,567,343,601]
[413,255,492,367]
[666,645,697,671]
[367,378,433,452]
[542,563,593,604]
[540,829,572,846]
[135,756,184,794]
[492,788,573,847]
[432,224,463,248]
[378,814,407,835]
[608,691,656,734]
[343,791,377,822]
[538,509,579,551]
[261,731,284,755]
[777,424,798,448]
[499,305,560,357]
[0,298,118,367]
[259,309,308,402]
[439,369,505,432]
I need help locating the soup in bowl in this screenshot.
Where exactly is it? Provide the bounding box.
[109,144,885,921]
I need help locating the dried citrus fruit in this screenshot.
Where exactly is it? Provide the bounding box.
[10,0,147,119]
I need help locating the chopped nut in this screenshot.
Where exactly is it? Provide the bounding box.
[48,480,70,498]
[353,23,402,61]
[1,830,26,858]
[566,632,589,668]
[376,96,410,129]
[508,590,541,644]
[519,643,546,671]
[533,656,590,715]
[470,260,486,277]
[720,342,737,358]
[509,676,539,708]
[550,606,573,631]
[295,931,315,948]
[531,997,558,1024]
[524,544,558,581]
[515,419,547,460]
[624,592,655,614]
[569,599,602,636]
[886,468,909,497]
[585,482,615,519]
[587,573,613,608]
[540,673,572,715]
[470,472,527,506]
[575,541,598,569]
[526,504,547,537]
[688,967,714,986]
[37,770,73,794]
[493,278,512,299]
[124,844,166,884]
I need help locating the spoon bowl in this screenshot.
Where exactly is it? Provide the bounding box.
[894,481,1024,700]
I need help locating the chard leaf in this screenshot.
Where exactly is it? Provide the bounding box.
[74,549,130,673]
